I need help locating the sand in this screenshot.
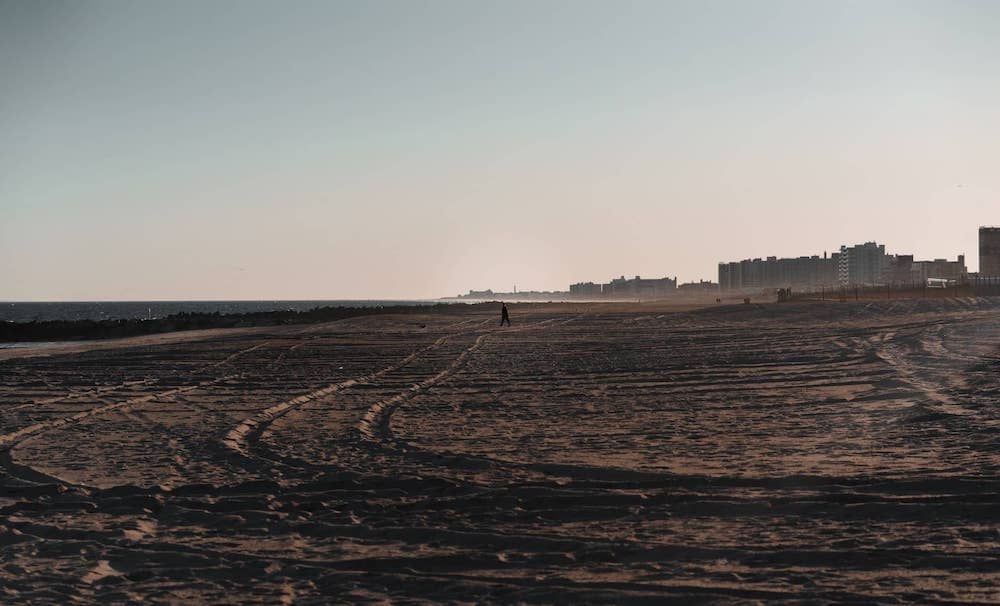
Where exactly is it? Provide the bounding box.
[1,299,998,603]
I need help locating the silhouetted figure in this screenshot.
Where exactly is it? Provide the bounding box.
[500,303,510,326]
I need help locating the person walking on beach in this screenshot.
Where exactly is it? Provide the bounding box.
[500,302,511,327]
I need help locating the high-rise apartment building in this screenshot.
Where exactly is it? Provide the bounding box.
[980,227,1000,276]
[838,242,887,285]
[718,253,839,290]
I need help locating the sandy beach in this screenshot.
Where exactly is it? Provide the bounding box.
[1,299,998,603]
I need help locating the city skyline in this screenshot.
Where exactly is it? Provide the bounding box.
[3,1,999,300]
[460,229,993,297]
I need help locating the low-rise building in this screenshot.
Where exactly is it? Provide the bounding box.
[875,253,967,284]
[602,275,677,298]
[910,255,967,282]
[678,280,718,292]
[463,289,495,298]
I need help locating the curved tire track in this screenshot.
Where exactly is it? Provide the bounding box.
[0,374,241,453]
[357,316,580,445]
[357,333,491,442]
[222,321,494,458]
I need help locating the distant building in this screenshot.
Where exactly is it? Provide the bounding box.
[838,242,887,285]
[885,254,967,283]
[569,282,603,297]
[833,243,970,286]
[981,227,1000,276]
[602,275,677,298]
[677,280,718,292]
[911,255,967,282]
[718,253,839,290]
[464,289,495,298]
[884,254,915,283]
[453,288,572,301]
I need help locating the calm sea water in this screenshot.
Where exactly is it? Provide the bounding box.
[0,300,440,323]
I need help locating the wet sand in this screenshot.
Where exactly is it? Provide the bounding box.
[1,299,998,603]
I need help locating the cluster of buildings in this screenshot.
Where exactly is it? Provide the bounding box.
[570,275,678,299]
[453,227,1000,300]
[718,252,839,291]
[456,275,691,301]
[459,288,568,301]
[719,227,1000,291]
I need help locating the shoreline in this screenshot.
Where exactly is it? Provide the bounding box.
[0,302,488,344]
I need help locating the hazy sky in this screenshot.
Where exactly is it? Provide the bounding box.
[2,0,998,300]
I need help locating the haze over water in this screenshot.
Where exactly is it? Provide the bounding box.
[3,1,999,301]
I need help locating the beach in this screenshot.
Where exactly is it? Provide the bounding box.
[1,299,998,603]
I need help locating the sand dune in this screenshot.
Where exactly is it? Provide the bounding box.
[1,300,998,603]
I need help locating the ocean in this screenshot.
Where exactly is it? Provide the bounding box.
[0,300,440,323]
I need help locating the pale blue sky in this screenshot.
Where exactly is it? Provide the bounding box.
[2,0,998,299]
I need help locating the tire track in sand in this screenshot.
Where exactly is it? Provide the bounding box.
[357,316,579,444]
[30,378,160,407]
[357,334,491,441]
[222,320,495,458]
[14,340,329,486]
[0,374,240,452]
[870,333,985,421]
[4,341,271,418]
[0,341,285,461]
[0,338,323,484]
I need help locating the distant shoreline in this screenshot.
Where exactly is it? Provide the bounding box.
[0,302,489,343]
[0,299,442,324]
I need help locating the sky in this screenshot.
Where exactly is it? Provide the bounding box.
[2,0,998,300]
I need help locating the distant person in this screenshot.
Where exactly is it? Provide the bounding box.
[500,302,510,327]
